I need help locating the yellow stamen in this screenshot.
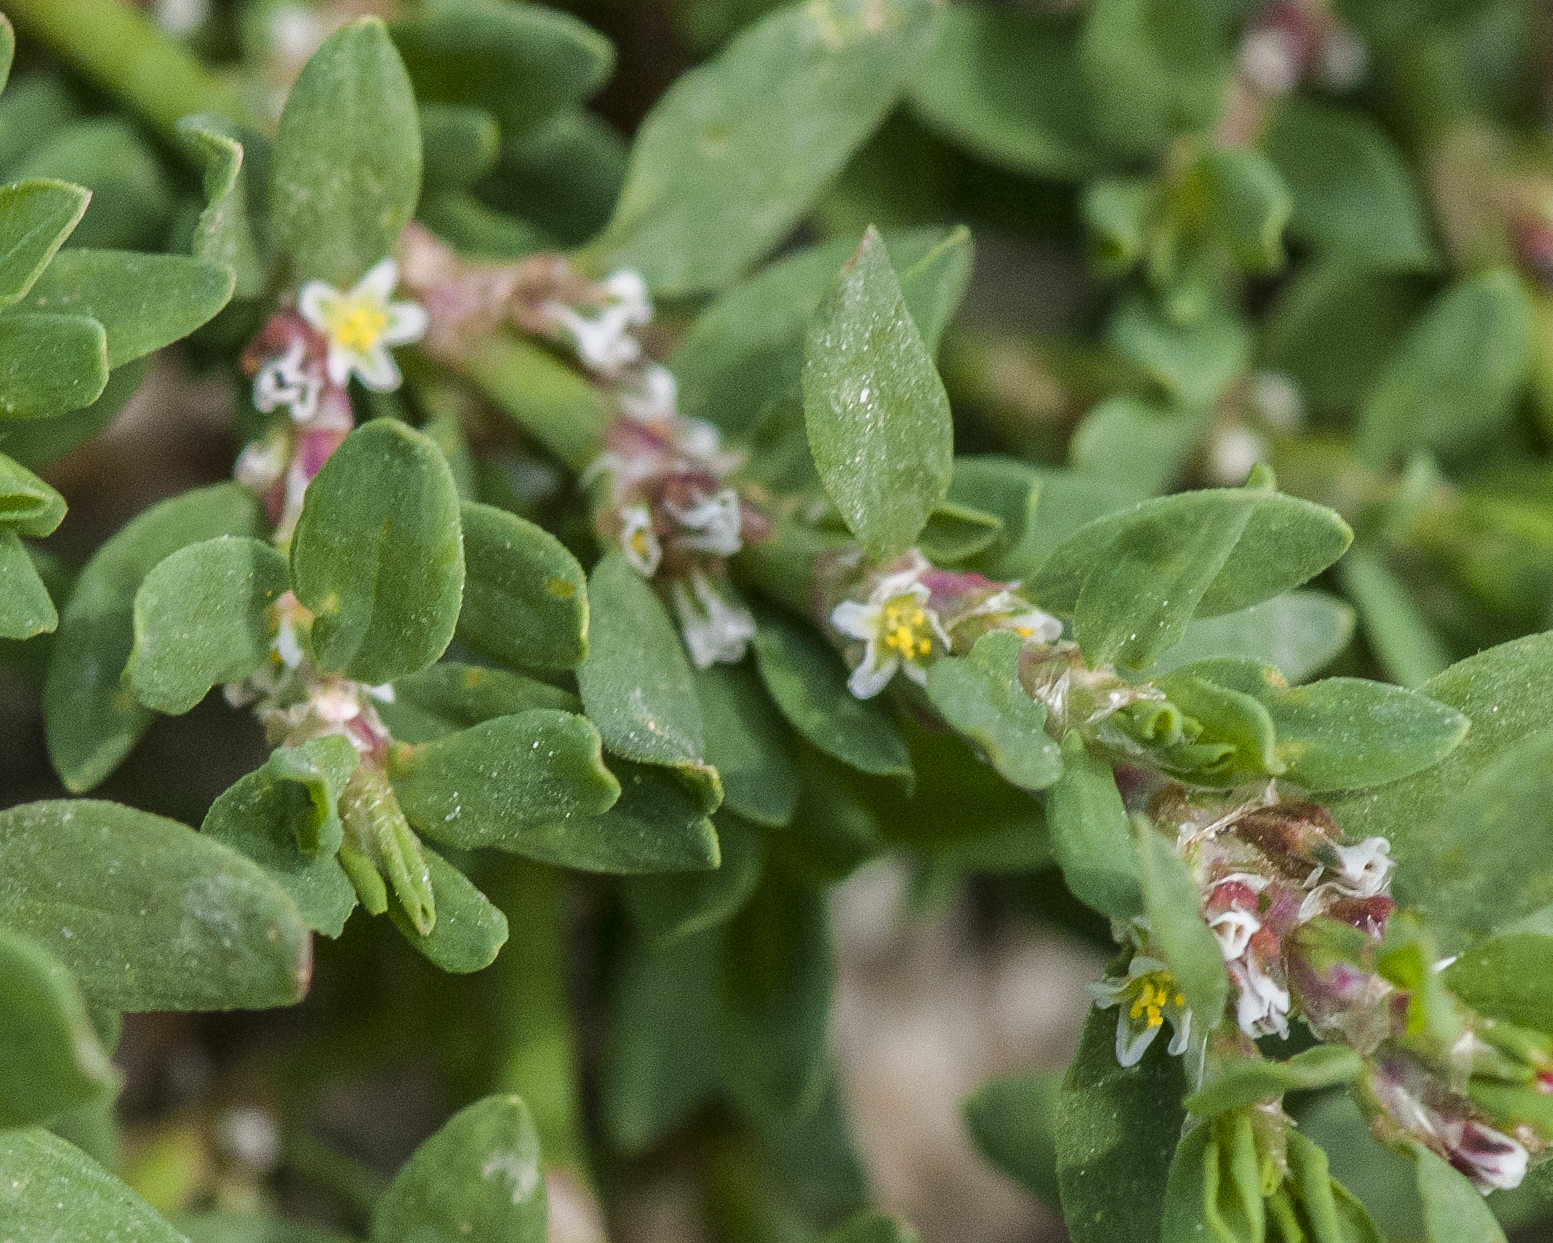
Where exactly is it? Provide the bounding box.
[326,301,389,351]
[1126,971,1178,1030]
[878,595,936,665]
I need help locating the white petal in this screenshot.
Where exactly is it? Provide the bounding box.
[901,659,930,686]
[848,655,897,699]
[349,344,403,392]
[1115,1012,1158,1067]
[297,281,338,330]
[830,600,880,641]
[355,257,400,302]
[381,299,428,347]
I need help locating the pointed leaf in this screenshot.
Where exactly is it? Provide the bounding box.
[1411,1143,1508,1243]
[0,450,66,536]
[0,528,56,639]
[803,227,952,561]
[272,16,421,284]
[695,660,798,827]
[23,249,236,367]
[175,114,265,298]
[0,1127,190,1242]
[0,177,88,305]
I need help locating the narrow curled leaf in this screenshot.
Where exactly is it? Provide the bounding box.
[803,227,953,561]
[176,114,265,298]
[1184,1046,1363,1117]
[291,419,465,685]
[387,845,509,975]
[126,535,290,716]
[1137,825,1227,1026]
[1047,733,1143,920]
[0,450,66,536]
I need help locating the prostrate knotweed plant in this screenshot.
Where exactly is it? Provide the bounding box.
[3,0,1553,1240]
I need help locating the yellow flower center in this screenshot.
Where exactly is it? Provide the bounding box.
[1128,972,1185,1029]
[879,595,934,661]
[629,527,654,559]
[326,300,389,351]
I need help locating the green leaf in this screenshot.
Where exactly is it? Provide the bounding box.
[1357,270,1532,465]
[0,799,311,1011]
[720,870,835,1123]
[695,661,798,828]
[1193,493,1354,618]
[370,1095,545,1243]
[1198,146,1291,274]
[291,419,465,685]
[0,926,118,1128]
[591,0,940,295]
[387,844,508,974]
[1331,634,1553,942]
[916,499,1003,564]
[1047,733,1144,920]
[819,1214,921,1243]
[577,552,717,802]
[1184,1046,1363,1117]
[1079,0,1228,155]
[622,810,764,949]
[0,1126,190,1241]
[456,501,587,672]
[1443,934,1553,1032]
[0,177,87,305]
[22,248,236,368]
[377,661,577,744]
[963,1069,1064,1206]
[0,353,149,471]
[272,16,421,285]
[391,0,612,134]
[911,6,1109,183]
[0,529,55,639]
[1109,298,1251,408]
[1071,395,1207,497]
[1161,1112,1265,1243]
[1263,101,1437,271]
[1180,658,1468,792]
[1138,825,1227,1025]
[1411,1143,1509,1243]
[0,13,12,93]
[126,535,290,716]
[0,310,107,419]
[173,1213,355,1243]
[926,630,1063,791]
[803,227,953,560]
[417,103,500,189]
[1283,1129,1386,1243]
[1057,1004,1188,1243]
[0,449,65,535]
[1152,667,1282,784]
[389,709,620,854]
[14,118,171,251]
[201,736,361,938]
[603,927,722,1153]
[175,114,265,299]
[1337,545,1450,688]
[45,482,260,792]
[1152,590,1354,683]
[752,610,911,785]
[561,758,721,874]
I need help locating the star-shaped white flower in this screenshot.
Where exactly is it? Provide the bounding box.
[253,339,323,422]
[830,552,952,699]
[298,258,428,392]
[1086,955,1195,1067]
[671,570,756,669]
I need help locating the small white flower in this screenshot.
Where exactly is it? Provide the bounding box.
[1331,837,1394,897]
[1086,955,1194,1067]
[671,571,757,669]
[830,553,952,699]
[664,487,744,556]
[619,504,662,576]
[234,432,287,493]
[544,269,652,375]
[1229,957,1290,1039]
[1240,25,1302,94]
[1441,1119,1529,1192]
[298,258,428,392]
[253,339,323,423]
[620,363,678,423]
[1209,907,1261,961]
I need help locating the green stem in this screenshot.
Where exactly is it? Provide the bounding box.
[488,857,593,1185]
[455,333,613,471]
[6,0,249,136]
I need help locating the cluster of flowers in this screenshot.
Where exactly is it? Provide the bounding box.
[1218,0,1365,147]
[823,546,1547,1192]
[397,225,770,669]
[236,259,427,538]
